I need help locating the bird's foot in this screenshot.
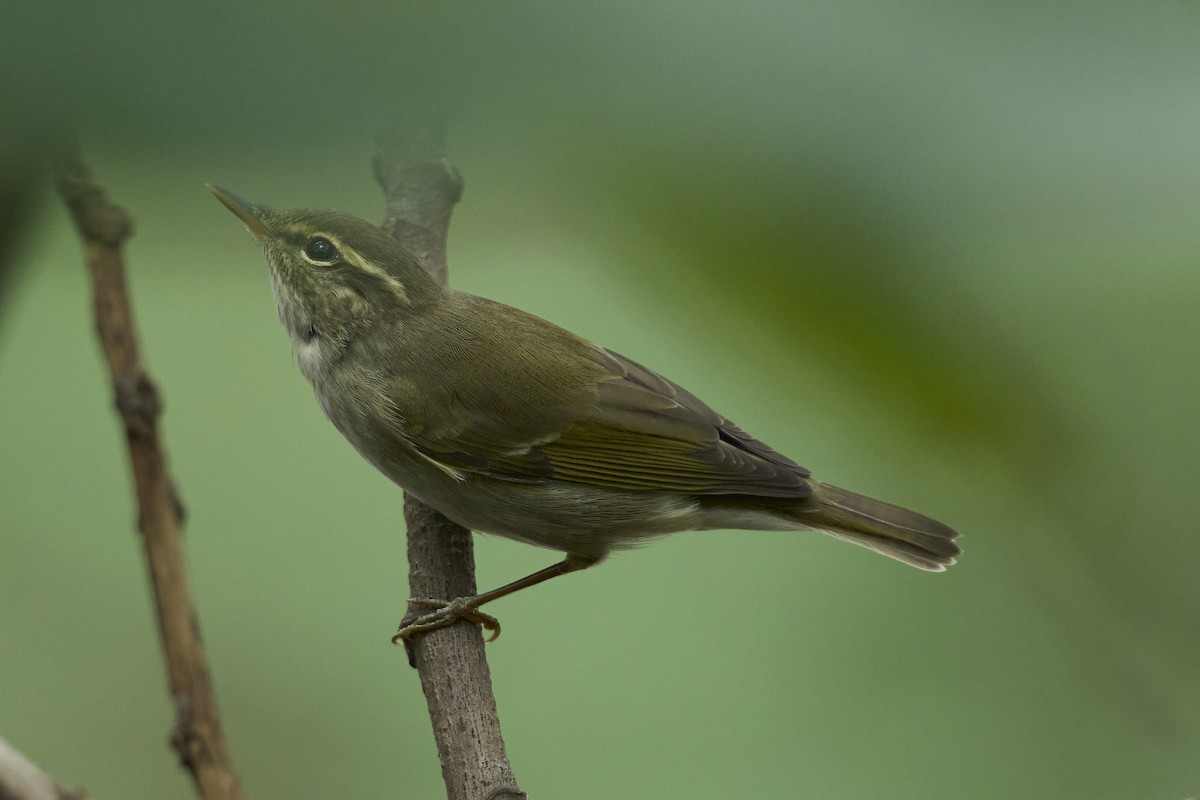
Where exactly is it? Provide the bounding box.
[392,596,502,644]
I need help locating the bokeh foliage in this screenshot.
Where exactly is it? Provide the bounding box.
[3,2,1198,799]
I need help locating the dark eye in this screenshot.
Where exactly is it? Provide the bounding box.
[304,236,338,263]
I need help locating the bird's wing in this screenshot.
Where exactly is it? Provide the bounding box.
[398,338,811,499]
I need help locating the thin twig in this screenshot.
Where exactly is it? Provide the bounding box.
[54,153,245,800]
[374,127,525,800]
[0,735,89,800]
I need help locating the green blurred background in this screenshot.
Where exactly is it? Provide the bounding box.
[3,2,1198,798]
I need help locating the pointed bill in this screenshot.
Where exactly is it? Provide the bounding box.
[207,184,272,239]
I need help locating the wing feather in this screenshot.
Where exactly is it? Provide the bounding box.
[391,296,810,499]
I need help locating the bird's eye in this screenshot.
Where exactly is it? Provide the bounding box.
[304,236,338,263]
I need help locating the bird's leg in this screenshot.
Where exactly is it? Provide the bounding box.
[393,556,593,645]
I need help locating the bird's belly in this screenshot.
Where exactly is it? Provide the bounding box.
[366,449,703,561]
[310,377,705,561]
[434,479,704,560]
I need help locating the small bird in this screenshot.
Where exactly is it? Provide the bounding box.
[210,186,960,642]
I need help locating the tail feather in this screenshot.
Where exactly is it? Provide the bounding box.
[798,481,961,571]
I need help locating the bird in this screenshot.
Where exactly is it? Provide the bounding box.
[209,185,960,642]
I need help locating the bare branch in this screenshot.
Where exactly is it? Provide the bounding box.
[374,127,525,800]
[374,125,463,284]
[54,153,245,800]
[0,736,89,800]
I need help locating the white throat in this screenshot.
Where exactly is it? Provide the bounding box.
[292,332,327,380]
[268,270,330,380]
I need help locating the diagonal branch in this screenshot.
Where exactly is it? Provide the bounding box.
[54,153,245,800]
[374,127,525,800]
[0,735,89,800]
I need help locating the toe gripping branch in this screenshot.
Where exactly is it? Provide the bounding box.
[392,557,588,661]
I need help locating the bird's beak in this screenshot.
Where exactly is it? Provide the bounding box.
[207,184,272,239]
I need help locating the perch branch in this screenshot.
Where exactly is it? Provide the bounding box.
[54,153,245,800]
[374,126,525,800]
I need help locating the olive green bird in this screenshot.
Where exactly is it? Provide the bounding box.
[210,186,960,642]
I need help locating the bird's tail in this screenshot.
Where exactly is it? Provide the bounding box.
[794,481,961,571]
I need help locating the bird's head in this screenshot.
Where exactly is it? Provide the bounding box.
[208,185,441,348]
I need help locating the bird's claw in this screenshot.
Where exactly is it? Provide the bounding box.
[392,596,502,644]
